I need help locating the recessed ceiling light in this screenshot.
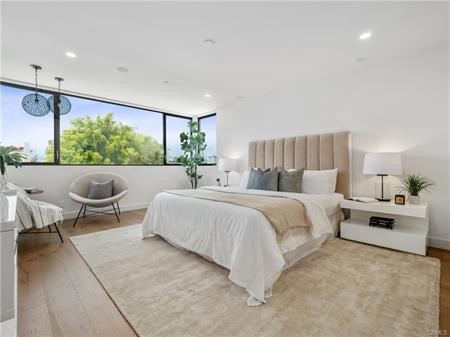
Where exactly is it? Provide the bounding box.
[359,31,372,40]
[204,93,212,98]
[204,39,216,45]
[354,57,367,63]
[65,51,77,58]
[163,80,170,84]
[236,96,244,100]
[116,66,129,73]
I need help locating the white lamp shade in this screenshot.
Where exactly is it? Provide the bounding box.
[363,152,402,175]
[218,158,238,172]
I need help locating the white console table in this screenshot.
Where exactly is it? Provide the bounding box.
[340,199,429,256]
[1,189,18,337]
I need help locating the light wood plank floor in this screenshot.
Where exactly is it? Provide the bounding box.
[18,209,449,336]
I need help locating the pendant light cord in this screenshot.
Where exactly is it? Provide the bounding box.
[34,67,38,101]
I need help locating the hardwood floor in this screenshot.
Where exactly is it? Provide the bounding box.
[428,247,450,332]
[18,209,145,337]
[18,209,449,336]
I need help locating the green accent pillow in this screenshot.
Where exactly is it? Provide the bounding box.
[277,167,304,193]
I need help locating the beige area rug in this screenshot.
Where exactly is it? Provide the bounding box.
[70,224,440,337]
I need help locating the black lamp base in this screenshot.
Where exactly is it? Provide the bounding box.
[377,174,390,202]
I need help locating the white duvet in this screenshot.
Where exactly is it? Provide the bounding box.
[142,186,339,305]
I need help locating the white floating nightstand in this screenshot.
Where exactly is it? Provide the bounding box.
[340,199,429,255]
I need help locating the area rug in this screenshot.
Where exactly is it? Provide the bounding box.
[70,224,440,337]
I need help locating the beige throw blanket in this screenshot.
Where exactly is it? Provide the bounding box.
[166,189,311,242]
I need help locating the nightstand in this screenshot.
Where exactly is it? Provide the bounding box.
[340,199,429,255]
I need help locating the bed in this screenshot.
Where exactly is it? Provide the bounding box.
[142,131,351,305]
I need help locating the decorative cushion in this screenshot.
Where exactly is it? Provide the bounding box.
[239,169,250,188]
[87,179,114,200]
[247,167,279,191]
[278,167,304,193]
[302,169,338,194]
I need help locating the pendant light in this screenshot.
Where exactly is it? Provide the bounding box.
[47,77,71,115]
[22,65,50,117]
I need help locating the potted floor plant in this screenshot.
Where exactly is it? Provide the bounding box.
[400,174,434,205]
[0,146,25,191]
[176,120,207,189]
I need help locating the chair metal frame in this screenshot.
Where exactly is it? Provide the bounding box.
[73,201,121,227]
[20,223,64,243]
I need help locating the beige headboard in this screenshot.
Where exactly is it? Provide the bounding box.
[248,131,351,197]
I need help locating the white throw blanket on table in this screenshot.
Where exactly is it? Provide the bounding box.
[142,186,333,306]
[13,184,64,232]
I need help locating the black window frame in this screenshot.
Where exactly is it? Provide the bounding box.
[163,113,193,166]
[198,113,217,166]
[0,80,213,166]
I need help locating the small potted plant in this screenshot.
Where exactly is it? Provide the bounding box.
[400,174,434,205]
[0,146,25,191]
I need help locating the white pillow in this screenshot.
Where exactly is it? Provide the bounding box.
[239,170,250,188]
[301,169,338,194]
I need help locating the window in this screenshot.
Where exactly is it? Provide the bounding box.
[0,82,215,166]
[165,115,190,164]
[59,96,163,165]
[199,114,217,164]
[0,84,54,163]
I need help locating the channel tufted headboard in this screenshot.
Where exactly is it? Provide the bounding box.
[248,131,351,197]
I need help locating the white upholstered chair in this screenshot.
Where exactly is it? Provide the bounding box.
[68,172,128,227]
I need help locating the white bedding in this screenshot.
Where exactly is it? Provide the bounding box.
[142,186,343,305]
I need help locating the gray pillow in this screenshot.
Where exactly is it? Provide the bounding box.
[278,167,304,193]
[87,179,114,199]
[247,167,279,191]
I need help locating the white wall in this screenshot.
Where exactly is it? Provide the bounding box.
[8,165,217,218]
[216,45,449,249]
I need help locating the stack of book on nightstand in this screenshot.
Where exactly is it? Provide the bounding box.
[369,216,395,229]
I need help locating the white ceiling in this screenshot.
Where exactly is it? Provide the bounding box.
[1,1,447,116]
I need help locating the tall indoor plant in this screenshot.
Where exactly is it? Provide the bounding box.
[400,174,434,204]
[0,146,25,190]
[176,120,207,189]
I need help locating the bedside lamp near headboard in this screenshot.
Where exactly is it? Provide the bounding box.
[218,158,238,187]
[363,153,403,202]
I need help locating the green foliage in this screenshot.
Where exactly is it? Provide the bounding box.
[0,146,25,175]
[176,120,207,189]
[400,174,434,196]
[46,113,163,165]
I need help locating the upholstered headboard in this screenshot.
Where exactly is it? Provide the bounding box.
[248,131,351,197]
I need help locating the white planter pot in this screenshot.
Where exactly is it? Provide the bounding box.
[0,165,9,192]
[409,195,421,205]
[0,192,8,222]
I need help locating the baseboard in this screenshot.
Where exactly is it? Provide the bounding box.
[428,236,450,251]
[63,202,149,219]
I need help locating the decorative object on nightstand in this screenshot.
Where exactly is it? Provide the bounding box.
[369,216,395,229]
[216,178,222,186]
[394,194,406,205]
[400,174,434,205]
[363,152,402,202]
[340,199,429,255]
[347,196,378,203]
[218,158,238,187]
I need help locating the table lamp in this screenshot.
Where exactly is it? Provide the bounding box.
[363,152,402,202]
[218,158,238,187]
